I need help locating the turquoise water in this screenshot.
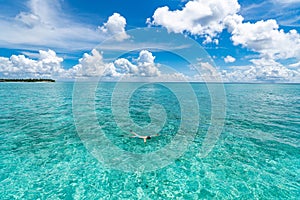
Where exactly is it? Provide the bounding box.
[0,82,299,199]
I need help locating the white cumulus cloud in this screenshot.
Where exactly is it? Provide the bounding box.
[114,50,161,77]
[225,16,300,60]
[222,58,300,82]
[68,49,119,78]
[148,0,240,39]
[114,58,139,75]
[224,55,236,63]
[98,13,130,41]
[0,49,64,78]
[136,50,161,77]
[0,48,162,79]
[148,0,300,60]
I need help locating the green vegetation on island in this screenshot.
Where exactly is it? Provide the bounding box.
[0,78,55,82]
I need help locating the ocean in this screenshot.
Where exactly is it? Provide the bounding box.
[0,82,299,199]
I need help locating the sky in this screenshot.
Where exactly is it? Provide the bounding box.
[0,0,299,82]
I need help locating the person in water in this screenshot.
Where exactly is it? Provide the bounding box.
[130,130,159,143]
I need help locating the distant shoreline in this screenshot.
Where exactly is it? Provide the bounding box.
[0,78,55,82]
[0,79,298,84]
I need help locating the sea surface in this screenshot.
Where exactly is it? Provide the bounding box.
[0,82,299,199]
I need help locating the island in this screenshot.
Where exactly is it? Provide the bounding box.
[0,78,55,82]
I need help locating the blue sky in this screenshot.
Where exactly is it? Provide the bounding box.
[0,0,299,82]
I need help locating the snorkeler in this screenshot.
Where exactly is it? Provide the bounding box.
[130,130,159,143]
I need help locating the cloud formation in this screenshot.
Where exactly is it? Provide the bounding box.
[147,0,300,82]
[68,49,119,78]
[67,49,160,78]
[66,49,161,78]
[0,0,128,51]
[0,50,64,78]
[222,58,300,82]
[98,13,130,41]
[1,48,298,83]
[148,0,240,39]
[224,55,236,63]
[0,0,299,83]
[225,16,300,60]
[0,49,162,79]
[148,0,300,61]
[223,13,300,82]
[114,50,161,77]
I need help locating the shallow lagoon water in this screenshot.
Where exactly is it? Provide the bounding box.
[0,82,299,199]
